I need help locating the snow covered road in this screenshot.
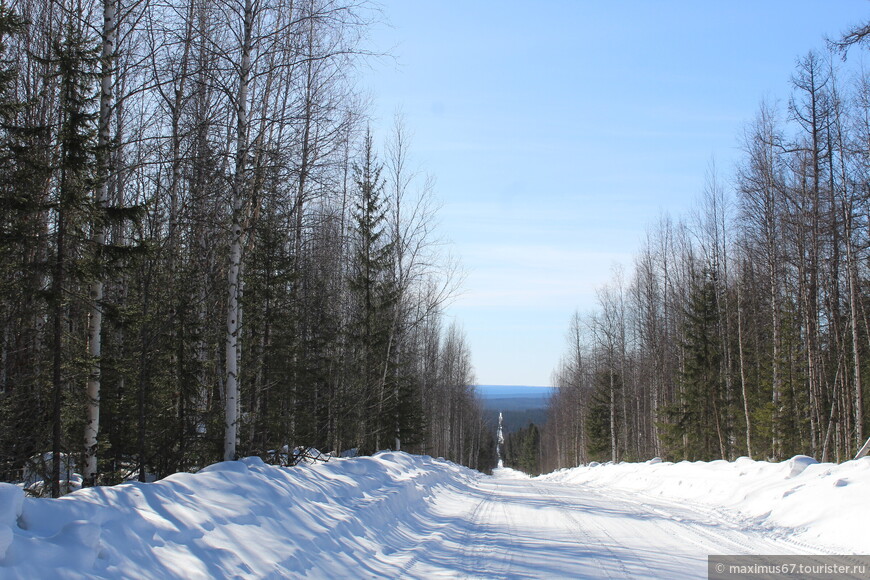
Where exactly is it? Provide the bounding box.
[1,452,866,579]
[392,467,814,579]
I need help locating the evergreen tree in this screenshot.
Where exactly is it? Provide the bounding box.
[662,269,729,461]
[48,18,100,496]
[0,0,478,486]
[586,369,619,462]
[0,1,52,483]
[348,130,397,452]
[504,422,541,475]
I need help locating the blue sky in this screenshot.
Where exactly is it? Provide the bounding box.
[363,1,869,387]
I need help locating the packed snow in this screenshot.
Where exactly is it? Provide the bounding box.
[1,452,867,578]
[540,454,870,555]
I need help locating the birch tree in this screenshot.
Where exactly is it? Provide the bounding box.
[82,0,119,486]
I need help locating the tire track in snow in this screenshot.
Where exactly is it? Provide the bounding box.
[457,479,518,579]
[528,481,637,579]
[367,461,842,578]
[494,481,517,577]
[584,484,824,557]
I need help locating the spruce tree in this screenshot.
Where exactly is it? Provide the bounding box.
[48,19,100,496]
[348,130,397,452]
[0,1,51,483]
[586,369,619,462]
[662,269,729,461]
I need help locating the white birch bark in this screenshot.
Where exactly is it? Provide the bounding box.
[224,0,253,462]
[84,0,116,484]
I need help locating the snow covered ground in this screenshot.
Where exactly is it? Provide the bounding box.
[540,455,870,556]
[1,452,867,579]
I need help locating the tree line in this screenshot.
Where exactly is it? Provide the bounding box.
[501,422,541,475]
[544,28,870,471]
[0,0,490,497]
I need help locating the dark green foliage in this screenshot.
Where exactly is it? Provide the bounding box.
[482,408,548,435]
[504,422,541,475]
[0,3,53,483]
[476,429,497,475]
[660,270,730,461]
[47,18,101,497]
[347,130,400,453]
[585,371,618,462]
[0,3,481,490]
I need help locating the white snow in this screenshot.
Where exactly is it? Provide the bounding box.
[0,452,867,579]
[541,454,870,555]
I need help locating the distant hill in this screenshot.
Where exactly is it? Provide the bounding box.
[475,385,554,435]
[476,385,554,402]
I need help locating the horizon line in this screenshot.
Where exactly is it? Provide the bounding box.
[474,384,553,389]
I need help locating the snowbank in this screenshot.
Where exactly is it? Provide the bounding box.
[540,455,870,554]
[2,452,867,578]
[0,452,478,579]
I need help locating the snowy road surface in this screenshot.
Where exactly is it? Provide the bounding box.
[387,467,813,579]
[1,452,865,579]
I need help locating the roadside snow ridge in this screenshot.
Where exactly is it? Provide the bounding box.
[1,452,866,578]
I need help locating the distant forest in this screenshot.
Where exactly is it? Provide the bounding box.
[544,23,870,472]
[0,0,493,497]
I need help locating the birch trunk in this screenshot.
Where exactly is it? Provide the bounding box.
[84,0,116,486]
[224,0,253,462]
[736,273,753,458]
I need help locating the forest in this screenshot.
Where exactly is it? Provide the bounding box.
[0,0,493,497]
[544,26,870,472]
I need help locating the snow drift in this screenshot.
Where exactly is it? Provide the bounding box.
[0,452,478,579]
[541,455,870,554]
[0,452,867,578]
